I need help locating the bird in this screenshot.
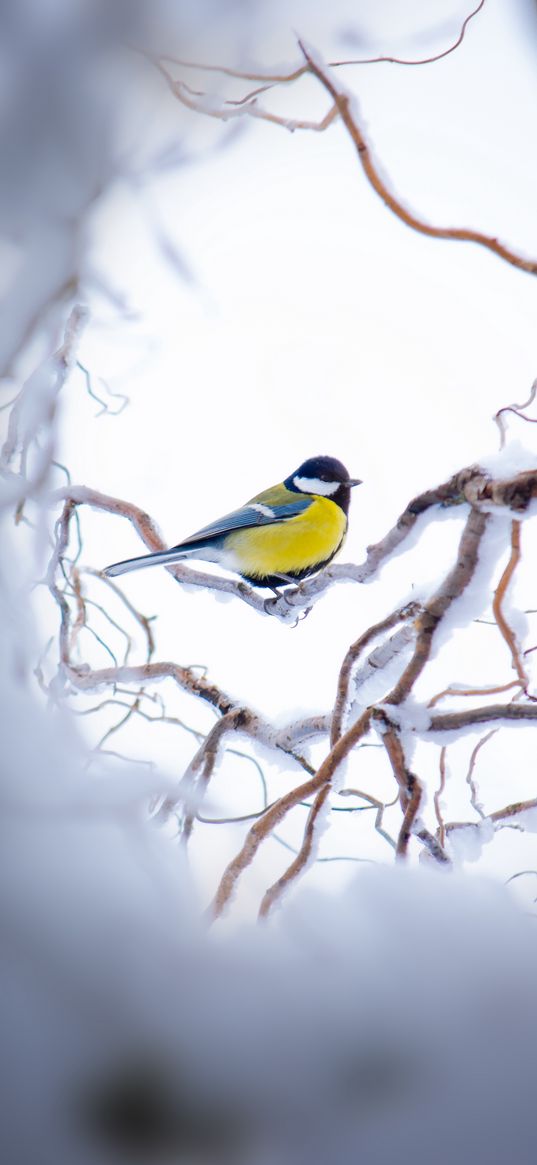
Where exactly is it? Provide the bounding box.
[104,455,362,590]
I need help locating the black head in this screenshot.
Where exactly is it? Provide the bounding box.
[284,455,362,512]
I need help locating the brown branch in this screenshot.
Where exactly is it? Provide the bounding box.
[299,43,537,278]
[429,703,537,731]
[43,461,537,917]
[379,722,422,858]
[397,776,422,858]
[154,57,339,133]
[211,708,372,919]
[258,784,331,919]
[489,796,537,824]
[331,602,419,745]
[215,512,480,913]
[48,465,537,624]
[330,0,486,70]
[435,746,448,847]
[179,710,245,843]
[428,680,522,707]
[213,500,509,915]
[2,306,87,525]
[385,506,489,706]
[83,567,155,663]
[160,0,485,89]
[494,379,537,449]
[47,485,291,620]
[276,714,331,749]
[348,626,416,710]
[338,787,397,850]
[444,794,537,842]
[492,520,530,690]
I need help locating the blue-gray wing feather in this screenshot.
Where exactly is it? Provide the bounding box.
[173,499,312,550]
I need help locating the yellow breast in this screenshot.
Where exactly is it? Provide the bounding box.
[225,496,347,579]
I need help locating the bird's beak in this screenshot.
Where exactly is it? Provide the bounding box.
[348,478,363,487]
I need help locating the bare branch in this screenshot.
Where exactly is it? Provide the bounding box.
[215,502,486,914]
[385,506,489,706]
[47,465,537,627]
[178,709,246,843]
[160,0,485,90]
[434,746,448,847]
[490,796,537,824]
[492,521,531,692]
[299,43,537,279]
[43,458,537,918]
[428,680,522,707]
[211,709,372,919]
[1,306,87,515]
[339,788,397,851]
[258,784,331,919]
[379,722,422,858]
[465,730,497,818]
[154,57,339,134]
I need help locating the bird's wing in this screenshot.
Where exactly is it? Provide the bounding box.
[174,497,313,549]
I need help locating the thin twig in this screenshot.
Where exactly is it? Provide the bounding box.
[299,43,537,279]
[428,680,523,707]
[492,521,530,691]
[161,0,485,88]
[211,709,372,919]
[429,704,537,731]
[466,729,497,818]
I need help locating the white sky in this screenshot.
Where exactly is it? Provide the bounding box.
[55,0,537,916]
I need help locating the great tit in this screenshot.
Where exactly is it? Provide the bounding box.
[104,455,362,589]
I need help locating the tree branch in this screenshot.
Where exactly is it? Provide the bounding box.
[429,703,537,732]
[298,42,537,279]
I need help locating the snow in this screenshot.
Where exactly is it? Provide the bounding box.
[4,1,537,1159]
[3,670,537,1165]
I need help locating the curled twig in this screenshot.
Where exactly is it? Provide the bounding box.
[298,43,537,279]
[258,784,331,919]
[331,603,419,745]
[494,380,537,449]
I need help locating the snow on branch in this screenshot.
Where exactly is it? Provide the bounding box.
[39,447,537,917]
[158,0,485,106]
[298,42,537,279]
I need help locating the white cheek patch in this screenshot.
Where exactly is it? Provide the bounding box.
[293,475,340,496]
[250,503,275,518]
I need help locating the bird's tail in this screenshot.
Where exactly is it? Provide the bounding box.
[104,547,190,578]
